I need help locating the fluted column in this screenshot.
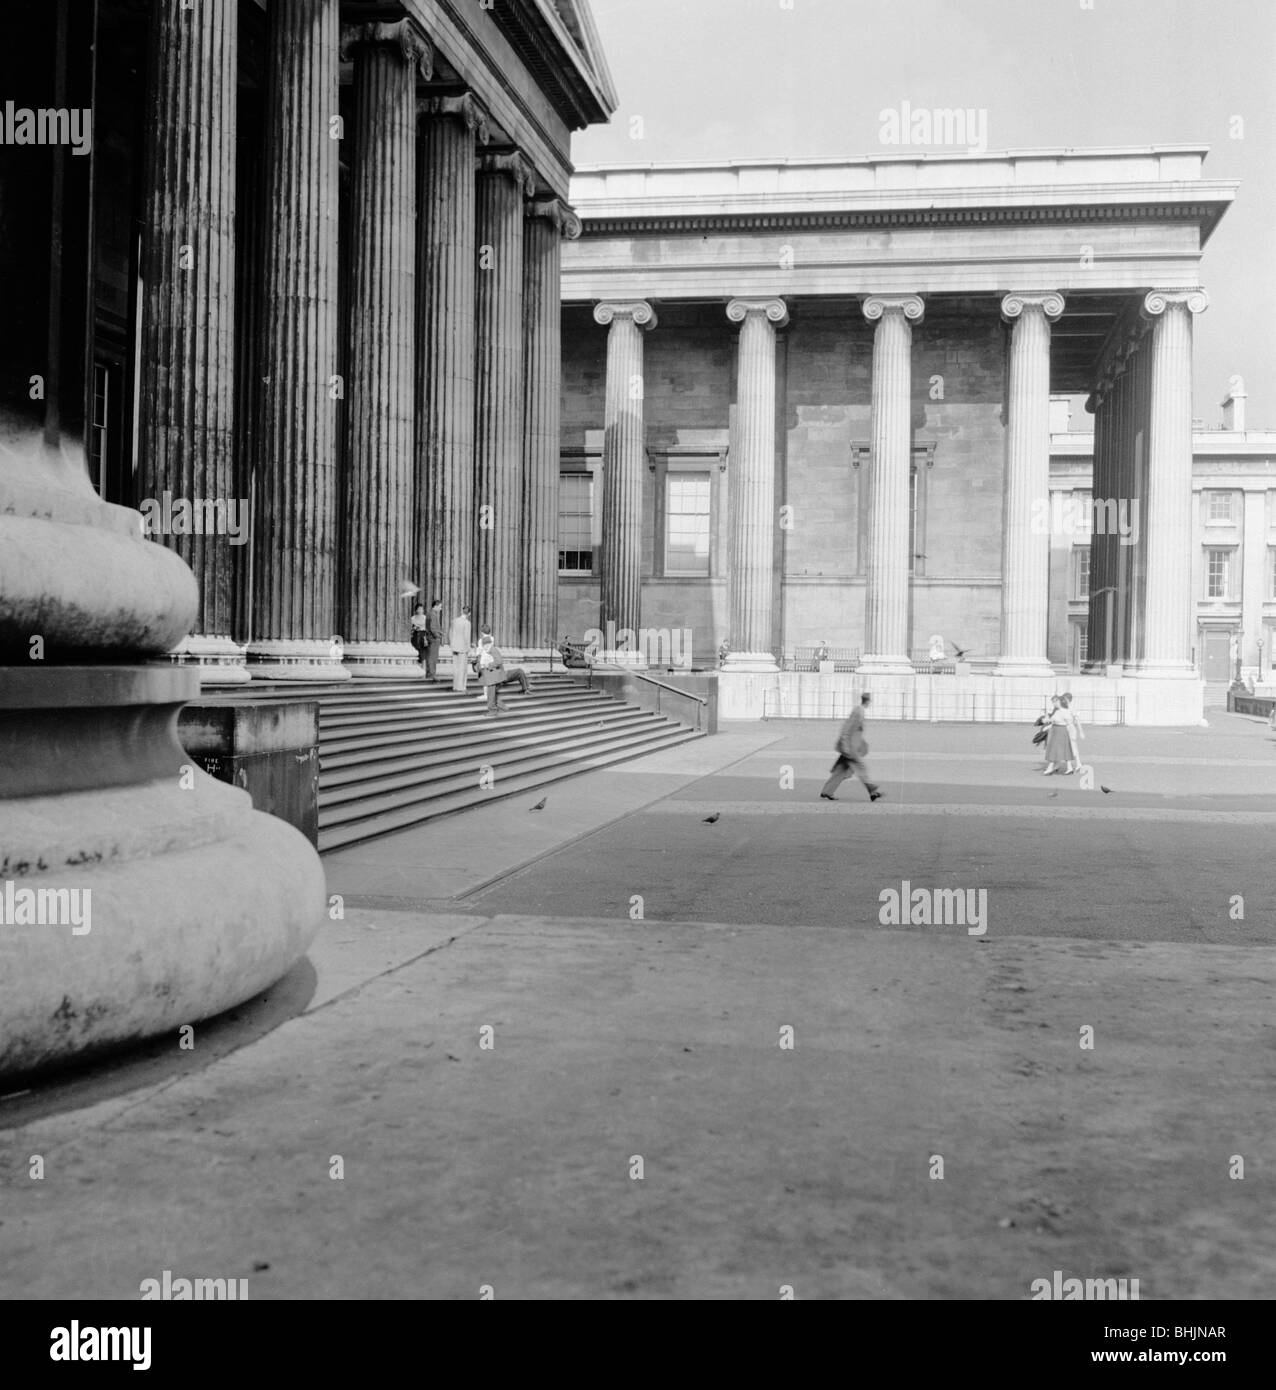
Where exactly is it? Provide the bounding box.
[137,0,246,683]
[474,152,535,650]
[416,92,488,627]
[857,294,923,673]
[340,21,430,677]
[521,198,581,655]
[995,291,1064,676]
[724,298,788,670]
[249,0,347,679]
[594,301,656,666]
[1133,289,1208,677]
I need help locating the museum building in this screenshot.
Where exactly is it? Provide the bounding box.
[558,147,1238,723]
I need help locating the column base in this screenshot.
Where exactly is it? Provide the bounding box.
[722,651,778,673]
[342,641,423,679]
[246,640,352,682]
[856,655,913,674]
[169,634,251,686]
[993,657,1057,678]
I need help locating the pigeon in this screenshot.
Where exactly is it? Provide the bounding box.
[398,580,421,600]
[702,812,720,823]
[1100,785,1114,794]
[1047,791,1059,798]
[530,797,547,811]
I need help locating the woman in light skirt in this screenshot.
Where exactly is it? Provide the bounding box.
[1042,692,1084,775]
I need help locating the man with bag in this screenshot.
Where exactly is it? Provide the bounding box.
[820,693,883,802]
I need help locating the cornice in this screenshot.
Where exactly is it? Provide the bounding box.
[573,201,1228,239]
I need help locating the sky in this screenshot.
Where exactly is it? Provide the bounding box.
[572,0,1276,428]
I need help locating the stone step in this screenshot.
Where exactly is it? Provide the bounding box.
[320,710,685,805]
[320,702,657,767]
[318,724,702,853]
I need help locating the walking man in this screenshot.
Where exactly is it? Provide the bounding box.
[449,605,472,692]
[424,597,444,680]
[820,693,883,802]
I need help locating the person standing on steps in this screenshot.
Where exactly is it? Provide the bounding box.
[449,605,472,693]
[820,693,882,802]
[409,602,428,671]
[424,597,445,681]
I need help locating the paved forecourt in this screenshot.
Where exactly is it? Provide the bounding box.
[460,715,1276,945]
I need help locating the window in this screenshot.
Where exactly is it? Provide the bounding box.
[665,473,711,576]
[1207,491,1234,524]
[1270,548,1276,600]
[1076,622,1088,666]
[558,473,594,575]
[1072,490,1093,536]
[1073,546,1090,600]
[1206,548,1233,600]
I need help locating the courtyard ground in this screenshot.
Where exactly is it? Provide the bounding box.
[2,713,1274,1299]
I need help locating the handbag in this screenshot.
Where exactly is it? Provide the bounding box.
[1032,727,1047,745]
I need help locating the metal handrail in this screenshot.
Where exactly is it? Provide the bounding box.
[590,668,707,731]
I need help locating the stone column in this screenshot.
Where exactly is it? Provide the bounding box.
[857,294,923,673]
[339,20,430,677]
[137,0,246,683]
[723,298,788,671]
[594,300,657,666]
[249,0,347,679]
[474,152,535,651]
[0,0,323,1077]
[995,292,1064,676]
[520,198,581,658]
[1133,289,1208,677]
[416,92,488,629]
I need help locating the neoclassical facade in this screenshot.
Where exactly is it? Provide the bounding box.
[559,147,1236,723]
[0,0,613,1072]
[85,0,613,681]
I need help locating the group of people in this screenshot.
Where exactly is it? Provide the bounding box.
[410,600,530,716]
[818,688,1088,803]
[1036,692,1085,775]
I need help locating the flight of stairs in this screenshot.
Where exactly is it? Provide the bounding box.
[201,673,704,852]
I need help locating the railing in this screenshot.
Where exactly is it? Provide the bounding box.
[589,668,708,732]
[762,681,1126,726]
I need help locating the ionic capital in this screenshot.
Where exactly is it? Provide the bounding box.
[527,197,582,240]
[593,300,657,331]
[862,294,924,324]
[340,20,432,79]
[726,298,789,329]
[1142,287,1209,320]
[1001,291,1065,323]
[478,151,537,198]
[417,91,490,145]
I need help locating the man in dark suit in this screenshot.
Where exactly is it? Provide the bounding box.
[424,598,444,680]
[820,693,882,801]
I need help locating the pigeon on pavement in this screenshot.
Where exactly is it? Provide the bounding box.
[702,812,720,823]
[530,798,547,811]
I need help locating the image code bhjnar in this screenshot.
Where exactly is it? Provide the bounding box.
[1,0,1273,1313]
